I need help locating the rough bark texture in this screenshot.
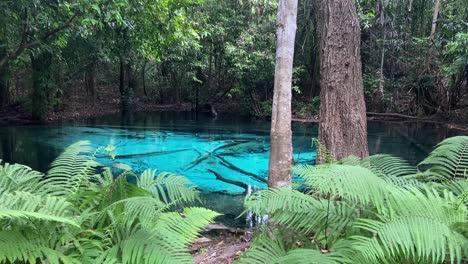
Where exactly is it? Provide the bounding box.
[317,0,369,161]
[268,0,298,188]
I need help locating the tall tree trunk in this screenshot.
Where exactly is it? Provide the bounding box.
[377,0,386,102]
[268,0,298,188]
[317,0,369,161]
[426,0,440,71]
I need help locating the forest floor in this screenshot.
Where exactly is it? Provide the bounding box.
[1,84,467,129]
[0,84,191,125]
[191,227,253,264]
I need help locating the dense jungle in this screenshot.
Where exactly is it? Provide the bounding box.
[0,0,467,263]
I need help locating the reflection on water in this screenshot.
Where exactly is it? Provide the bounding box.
[0,111,466,226]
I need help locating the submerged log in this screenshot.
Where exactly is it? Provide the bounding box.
[111,148,192,159]
[214,155,267,183]
[208,169,248,192]
[366,112,427,120]
[185,141,245,170]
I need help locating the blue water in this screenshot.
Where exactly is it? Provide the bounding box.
[0,111,465,226]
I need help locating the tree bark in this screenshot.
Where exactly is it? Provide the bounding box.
[317,0,369,161]
[268,0,298,188]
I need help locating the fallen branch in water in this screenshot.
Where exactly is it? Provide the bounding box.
[214,154,267,183]
[185,141,244,170]
[208,169,248,192]
[366,112,428,120]
[108,148,192,159]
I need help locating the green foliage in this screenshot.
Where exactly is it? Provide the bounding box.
[419,136,468,180]
[0,141,219,264]
[239,136,468,264]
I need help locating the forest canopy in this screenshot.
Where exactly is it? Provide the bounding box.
[0,0,466,121]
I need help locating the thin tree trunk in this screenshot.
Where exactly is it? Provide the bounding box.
[268,0,298,188]
[317,0,369,161]
[0,67,9,108]
[31,51,53,120]
[377,0,386,100]
[0,46,9,108]
[119,57,125,96]
[85,63,96,102]
[142,59,148,97]
[426,0,440,70]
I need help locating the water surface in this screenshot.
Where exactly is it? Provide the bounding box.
[0,111,465,226]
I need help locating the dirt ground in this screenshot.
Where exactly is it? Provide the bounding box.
[191,229,253,264]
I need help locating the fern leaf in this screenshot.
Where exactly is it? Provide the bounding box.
[419,136,468,180]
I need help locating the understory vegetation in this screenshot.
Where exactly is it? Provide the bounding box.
[239,136,468,264]
[0,141,219,264]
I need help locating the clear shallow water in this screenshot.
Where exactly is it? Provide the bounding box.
[0,111,465,226]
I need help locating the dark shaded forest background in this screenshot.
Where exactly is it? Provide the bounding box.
[0,0,467,122]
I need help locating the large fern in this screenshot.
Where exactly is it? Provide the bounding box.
[0,141,219,264]
[239,136,468,264]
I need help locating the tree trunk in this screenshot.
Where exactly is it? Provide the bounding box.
[0,46,9,109]
[317,0,369,161]
[426,0,440,70]
[119,57,125,96]
[142,59,148,97]
[0,66,9,109]
[31,51,53,120]
[268,0,298,188]
[377,0,386,102]
[85,63,97,102]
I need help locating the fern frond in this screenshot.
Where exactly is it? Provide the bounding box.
[245,187,357,242]
[419,136,468,180]
[137,170,199,204]
[361,154,416,178]
[293,164,396,211]
[0,162,44,193]
[0,191,78,227]
[353,186,468,264]
[43,141,98,196]
[360,154,421,187]
[0,230,81,264]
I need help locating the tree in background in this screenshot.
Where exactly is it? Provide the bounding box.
[268,0,298,187]
[317,0,369,161]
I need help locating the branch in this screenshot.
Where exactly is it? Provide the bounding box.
[0,12,80,71]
